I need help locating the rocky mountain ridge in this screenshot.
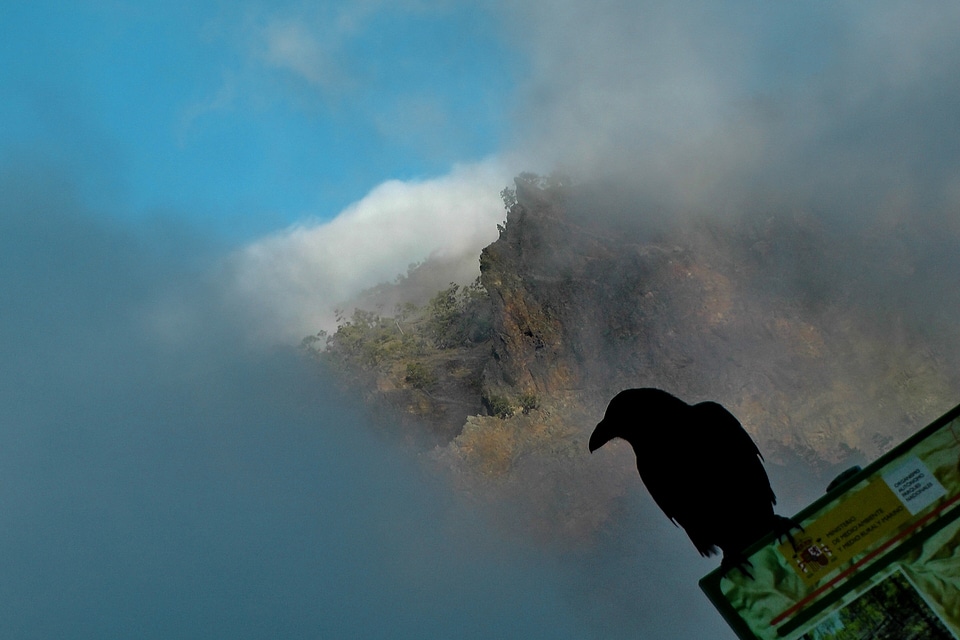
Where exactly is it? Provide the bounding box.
[306,175,959,542]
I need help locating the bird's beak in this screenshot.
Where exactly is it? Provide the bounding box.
[588,419,614,453]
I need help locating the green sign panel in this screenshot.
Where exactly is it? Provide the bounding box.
[701,403,960,639]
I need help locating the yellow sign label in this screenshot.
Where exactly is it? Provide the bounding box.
[779,480,911,586]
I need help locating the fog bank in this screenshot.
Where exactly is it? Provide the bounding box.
[0,169,628,638]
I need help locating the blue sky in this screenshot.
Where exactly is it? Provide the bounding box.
[1,1,518,241]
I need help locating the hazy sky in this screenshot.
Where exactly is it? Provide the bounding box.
[3,1,960,638]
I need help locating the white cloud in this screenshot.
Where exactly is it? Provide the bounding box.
[251,2,406,93]
[261,20,341,89]
[228,159,510,342]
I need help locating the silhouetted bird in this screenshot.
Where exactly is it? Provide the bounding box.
[589,388,792,575]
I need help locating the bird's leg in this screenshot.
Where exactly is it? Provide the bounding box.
[773,515,805,551]
[720,553,755,580]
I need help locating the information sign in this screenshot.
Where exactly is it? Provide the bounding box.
[700,403,960,639]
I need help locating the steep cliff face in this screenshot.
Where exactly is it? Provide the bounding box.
[478,179,955,461]
[313,176,959,542]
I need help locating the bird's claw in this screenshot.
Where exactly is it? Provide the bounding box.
[774,515,805,551]
[720,554,755,580]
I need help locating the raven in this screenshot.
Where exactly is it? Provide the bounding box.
[589,388,790,574]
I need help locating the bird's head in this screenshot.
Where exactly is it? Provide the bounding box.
[588,388,688,453]
[588,417,617,453]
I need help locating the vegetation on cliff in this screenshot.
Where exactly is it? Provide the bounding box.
[304,279,490,373]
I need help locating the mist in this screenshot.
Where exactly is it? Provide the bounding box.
[502,0,960,222]
[1,161,757,639]
[0,168,588,638]
[228,159,509,342]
